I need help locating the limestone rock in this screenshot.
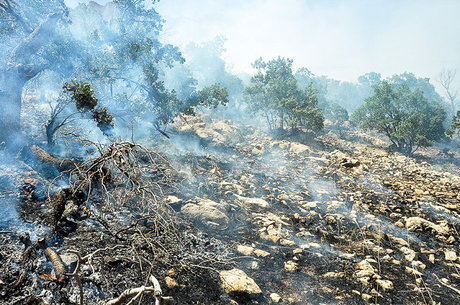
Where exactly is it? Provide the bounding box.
[445,250,458,261]
[237,245,254,256]
[181,198,229,229]
[235,195,270,209]
[376,279,394,291]
[254,249,270,257]
[270,293,281,303]
[164,276,178,288]
[284,260,299,272]
[405,217,450,235]
[289,142,310,155]
[219,268,262,294]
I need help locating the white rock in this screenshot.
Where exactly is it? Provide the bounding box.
[270,293,281,303]
[445,250,458,261]
[181,199,229,229]
[284,260,299,272]
[289,142,310,155]
[219,268,262,294]
[237,245,254,256]
[400,246,417,262]
[376,279,394,291]
[405,217,450,235]
[235,195,270,208]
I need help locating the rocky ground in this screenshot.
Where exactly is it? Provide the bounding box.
[1,113,459,304]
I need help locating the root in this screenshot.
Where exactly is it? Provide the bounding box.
[106,275,173,305]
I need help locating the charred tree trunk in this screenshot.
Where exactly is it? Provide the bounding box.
[0,12,61,149]
[30,145,78,173]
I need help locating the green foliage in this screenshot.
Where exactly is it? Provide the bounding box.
[446,110,460,147]
[63,80,114,133]
[325,103,349,124]
[92,107,114,132]
[195,83,229,109]
[245,57,324,132]
[64,80,98,111]
[352,81,447,155]
[388,72,443,104]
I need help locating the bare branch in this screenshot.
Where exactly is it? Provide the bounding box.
[439,68,458,113]
[106,275,173,305]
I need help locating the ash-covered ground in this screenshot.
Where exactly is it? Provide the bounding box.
[1,114,459,305]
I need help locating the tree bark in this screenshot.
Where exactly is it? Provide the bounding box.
[0,12,61,148]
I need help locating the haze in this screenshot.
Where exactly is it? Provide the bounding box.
[63,0,460,84]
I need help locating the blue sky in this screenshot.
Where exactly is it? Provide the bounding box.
[65,0,460,90]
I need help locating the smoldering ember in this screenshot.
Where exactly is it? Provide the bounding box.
[0,1,459,305]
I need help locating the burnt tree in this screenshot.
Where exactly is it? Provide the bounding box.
[0,1,63,147]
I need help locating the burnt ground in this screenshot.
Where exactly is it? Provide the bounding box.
[1,114,460,304]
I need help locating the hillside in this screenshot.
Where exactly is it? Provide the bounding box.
[1,114,459,304]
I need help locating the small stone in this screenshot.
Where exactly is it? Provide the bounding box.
[235,195,270,208]
[376,279,394,291]
[164,276,178,288]
[237,245,254,256]
[400,246,417,262]
[293,248,303,255]
[405,267,423,276]
[165,195,182,205]
[322,272,345,278]
[270,293,281,303]
[284,260,299,272]
[254,249,270,257]
[445,251,458,261]
[300,242,321,249]
[362,293,372,301]
[280,239,296,246]
[267,234,280,244]
[405,217,449,235]
[412,261,426,270]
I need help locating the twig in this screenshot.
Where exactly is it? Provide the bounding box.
[106,275,173,305]
[434,274,460,295]
[66,245,126,305]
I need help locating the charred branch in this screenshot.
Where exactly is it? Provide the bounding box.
[106,275,173,305]
[66,246,126,305]
[30,145,79,173]
[38,239,66,283]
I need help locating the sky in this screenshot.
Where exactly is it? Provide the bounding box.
[65,0,460,88]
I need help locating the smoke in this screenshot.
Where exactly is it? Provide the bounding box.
[156,0,460,91]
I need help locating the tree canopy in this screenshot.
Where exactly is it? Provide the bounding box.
[352,81,447,155]
[0,0,230,146]
[244,57,324,132]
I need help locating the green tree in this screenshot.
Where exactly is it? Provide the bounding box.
[446,110,460,145]
[352,81,447,155]
[244,57,323,132]
[45,80,114,145]
[325,103,349,125]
